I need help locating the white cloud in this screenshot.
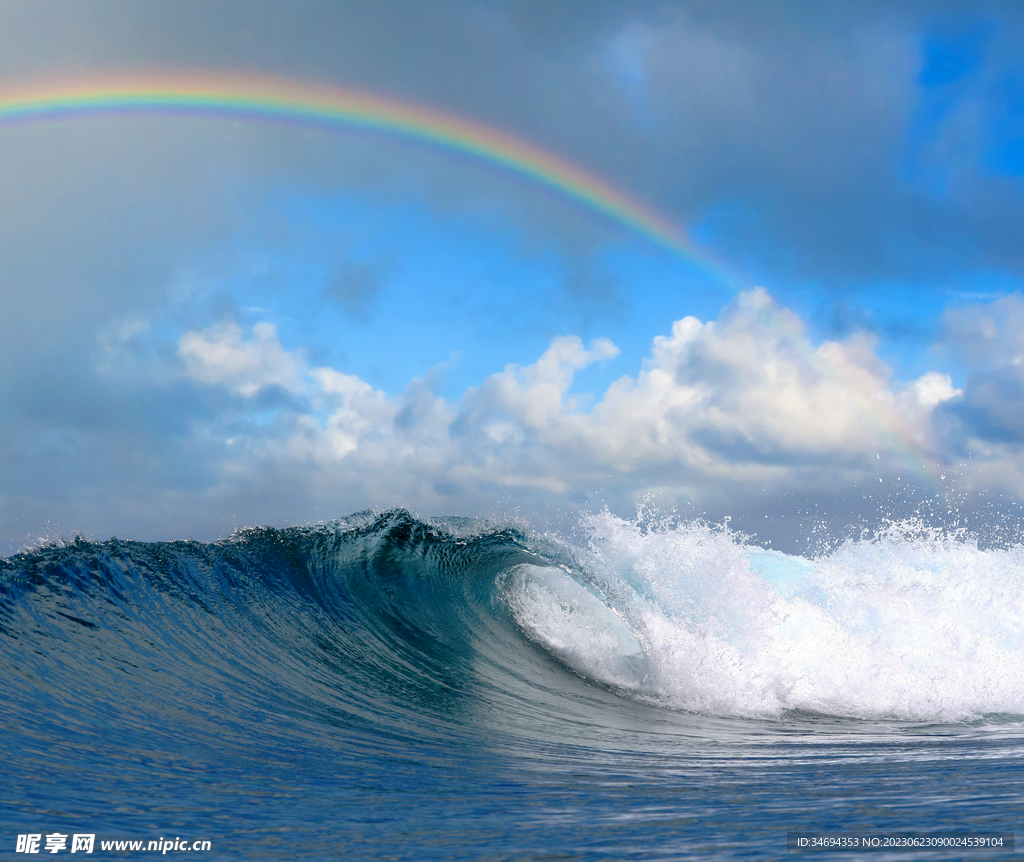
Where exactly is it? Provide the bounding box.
[179,321,306,396]
[298,367,396,461]
[173,290,962,515]
[904,371,961,408]
[591,289,893,466]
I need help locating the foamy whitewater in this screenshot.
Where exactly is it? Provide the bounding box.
[511,511,1024,721]
[2,509,1021,859]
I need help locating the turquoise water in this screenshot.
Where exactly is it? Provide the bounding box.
[2,510,1021,859]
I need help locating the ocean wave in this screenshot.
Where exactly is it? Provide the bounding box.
[2,509,1022,731]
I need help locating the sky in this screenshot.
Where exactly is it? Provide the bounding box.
[2,0,1024,555]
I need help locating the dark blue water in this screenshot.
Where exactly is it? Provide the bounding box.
[1,510,1021,859]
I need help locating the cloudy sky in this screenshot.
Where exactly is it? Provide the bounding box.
[2,0,1024,554]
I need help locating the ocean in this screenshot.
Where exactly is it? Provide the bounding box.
[1,508,1021,860]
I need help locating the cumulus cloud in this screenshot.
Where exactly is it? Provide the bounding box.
[0,287,994,554]
[179,321,306,396]
[173,290,959,518]
[595,291,892,465]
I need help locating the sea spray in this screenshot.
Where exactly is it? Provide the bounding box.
[505,511,1024,720]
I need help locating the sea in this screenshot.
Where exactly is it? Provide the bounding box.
[1,508,1021,860]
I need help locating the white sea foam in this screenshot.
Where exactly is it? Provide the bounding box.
[506,563,652,691]
[508,512,1024,720]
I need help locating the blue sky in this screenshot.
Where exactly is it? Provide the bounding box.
[2,1,1024,554]
[177,187,729,399]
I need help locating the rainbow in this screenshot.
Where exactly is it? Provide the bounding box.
[0,72,740,282]
[0,73,945,492]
